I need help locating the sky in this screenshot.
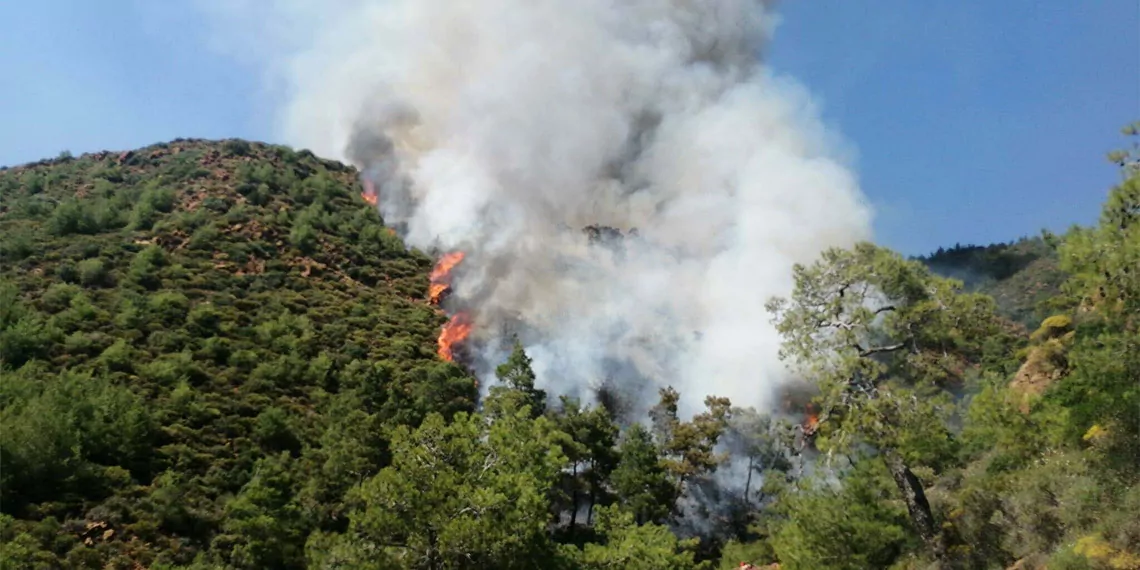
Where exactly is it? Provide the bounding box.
[0,0,1136,255]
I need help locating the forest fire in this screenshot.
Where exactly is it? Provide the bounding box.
[427,251,473,363]
[438,312,473,362]
[803,404,820,436]
[429,251,466,305]
[361,179,378,206]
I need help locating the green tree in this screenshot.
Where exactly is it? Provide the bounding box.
[1,368,154,511]
[296,394,386,526]
[650,387,732,487]
[344,407,567,569]
[0,287,56,369]
[130,185,176,230]
[48,199,96,235]
[550,396,619,534]
[579,505,707,569]
[0,229,35,262]
[767,458,910,570]
[722,407,795,508]
[766,242,1010,558]
[128,245,168,290]
[611,423,678,525]
[212,452,306,569]
[77,258,110,287]
[1050,124,1140,462]
[485,339,547,419]
[253,407,302,456]
[290,218,319,254]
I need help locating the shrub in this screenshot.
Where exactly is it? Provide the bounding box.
[55,261,78,283]
[188,224,220,250]
[130,186,176,230]
[186,303,223,336]
[0,369,155,508]
[128,246,167,290]
[290,220,319,254]
[147,291,190,326]
[99,339,135,373]
[0,230,34,261]
[48,200,96,236]
[40,283,83,313]
[253,407,302,455]
[223,140,251,157]
[77,258,110,287]
[0,316,54,369]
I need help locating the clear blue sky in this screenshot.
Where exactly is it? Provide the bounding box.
[1,1,1136,255]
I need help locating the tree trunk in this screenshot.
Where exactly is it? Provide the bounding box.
[883,449,946,560]
[743,455,754,504]
[586,484,596,526]
[586,459,599,526]
[568,463,579,533]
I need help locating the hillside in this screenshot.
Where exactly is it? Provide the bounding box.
[0,139,478,566]
[916,237,1067,327]
[2,137,1137,570]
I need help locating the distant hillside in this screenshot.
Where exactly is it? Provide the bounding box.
[0,139,476,566]
[915,236,1067,327]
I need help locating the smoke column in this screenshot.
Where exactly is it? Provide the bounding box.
[199,0,874,417]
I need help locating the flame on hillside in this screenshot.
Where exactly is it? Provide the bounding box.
[429,251,465,305]
[427,251,473,364]
[361,179,378,206]
[438,312,473,362]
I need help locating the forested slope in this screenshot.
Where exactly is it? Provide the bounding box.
[2,130,1138,570]
[917,237,1067,328]
[0,140,478,567]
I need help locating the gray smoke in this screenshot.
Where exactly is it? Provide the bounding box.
[198,0,874,418]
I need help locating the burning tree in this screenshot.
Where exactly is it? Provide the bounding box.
[429,252,465,306]
[424,251,474,365]
[765,242,1014,560]
[361,178,379,206]
[437,312,473,363]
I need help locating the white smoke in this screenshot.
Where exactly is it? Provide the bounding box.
[197,0,873,418]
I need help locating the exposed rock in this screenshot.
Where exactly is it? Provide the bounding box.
[1009,314,1077,411]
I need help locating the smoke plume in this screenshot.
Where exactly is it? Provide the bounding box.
[200,0,874,417]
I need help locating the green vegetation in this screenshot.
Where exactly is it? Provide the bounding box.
[916,237,1066,328]
[0,140,475,568]
[2,125,1138,569]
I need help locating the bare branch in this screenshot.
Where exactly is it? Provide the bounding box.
[858,343,907,358]
[819,319,857,331]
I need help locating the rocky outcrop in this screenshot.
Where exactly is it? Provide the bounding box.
[1009,315,1074,412]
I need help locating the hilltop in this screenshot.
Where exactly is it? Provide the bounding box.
[0,139,477,566]
[916,237,1067,327]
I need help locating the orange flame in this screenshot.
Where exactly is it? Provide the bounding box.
[428,283,449,304]
[438,312,473,362]
[803,403,819,435]
[430,252,466,283]
[430,252,472,363]
[361,179,379,206]
[428,251,466,305]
